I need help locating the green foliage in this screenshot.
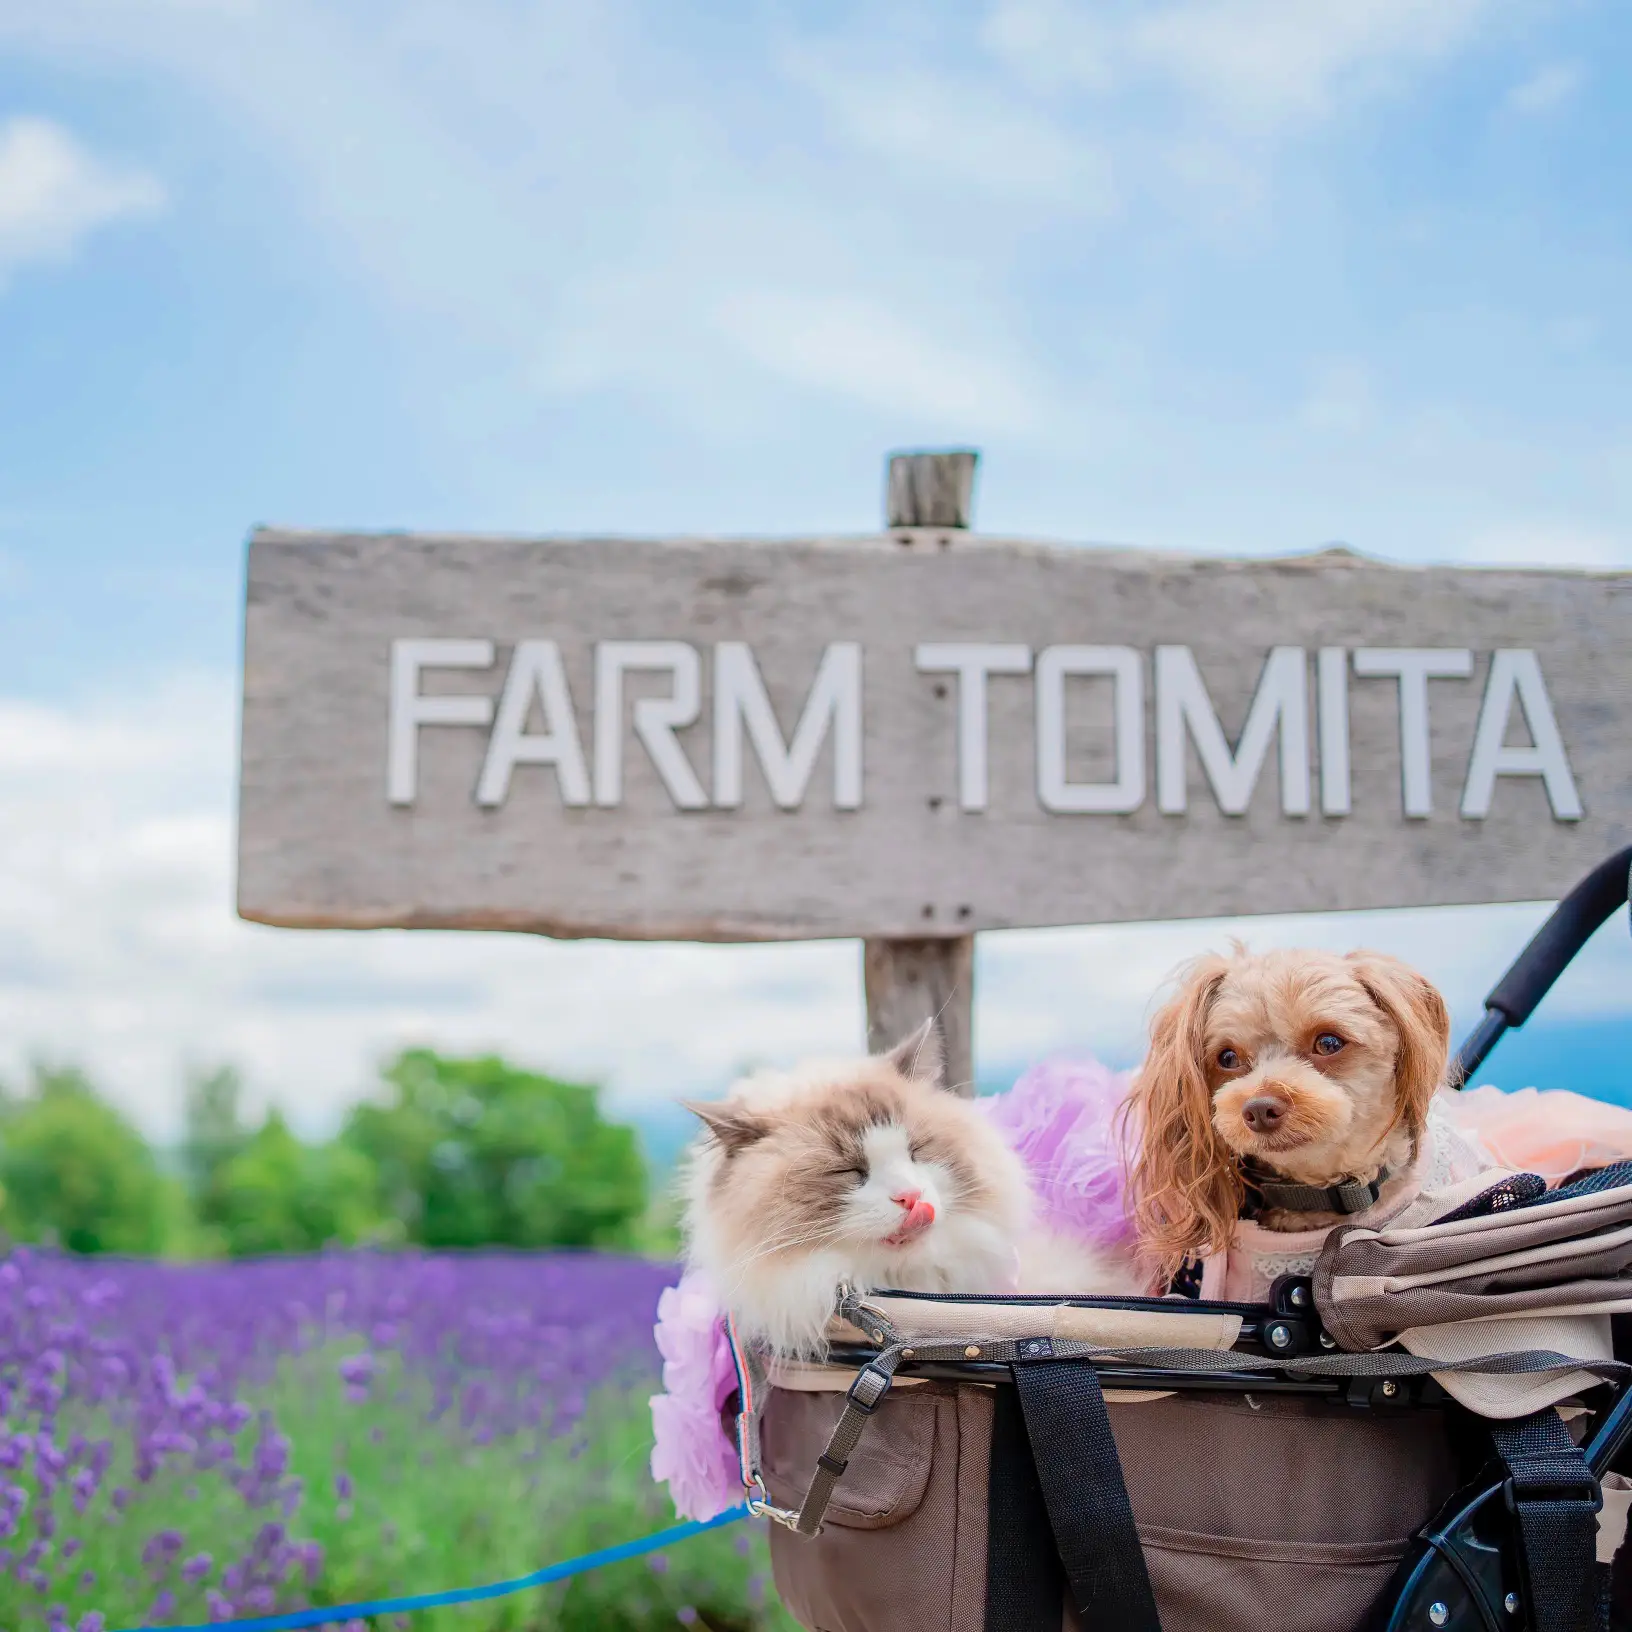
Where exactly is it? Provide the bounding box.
[0,1064,167,1253]
[213,1110,386,1256]
[0,1051,655,1259]
[344,1050,648,1250]
[184,1063,251,1197]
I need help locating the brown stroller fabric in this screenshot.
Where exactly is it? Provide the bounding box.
[765,1372,1467,1632]
[1313,1165,1632,1417]
[738,1283,1626,1632]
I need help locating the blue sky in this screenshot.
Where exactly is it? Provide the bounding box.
[0,0,1629,1136]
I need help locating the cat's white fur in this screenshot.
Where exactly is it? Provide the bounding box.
[682,1023,1137,1356]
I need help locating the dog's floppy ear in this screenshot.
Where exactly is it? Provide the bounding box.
[1124,953,1240,1283]
[880,1018,947,1093]
[682,1099,771,1156]
[1346,951,1450,1153]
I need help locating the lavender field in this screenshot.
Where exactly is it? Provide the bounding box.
[0,1249,794,1632]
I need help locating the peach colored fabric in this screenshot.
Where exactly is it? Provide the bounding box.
[1441,1085,1632,1185]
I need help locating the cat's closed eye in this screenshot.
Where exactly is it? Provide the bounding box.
[829,1165,867,1182]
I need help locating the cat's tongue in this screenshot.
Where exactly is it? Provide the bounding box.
[884,1199,936,1246]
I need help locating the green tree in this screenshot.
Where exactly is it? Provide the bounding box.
[183,1064,251,1203]
[344,1049,647,1249]
[214,1111,383,1256]
[0,1065,166,1254]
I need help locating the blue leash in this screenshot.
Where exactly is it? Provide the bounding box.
[115,1507,749,1632]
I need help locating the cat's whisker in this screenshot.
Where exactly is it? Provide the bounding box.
[725,1224,844,1274]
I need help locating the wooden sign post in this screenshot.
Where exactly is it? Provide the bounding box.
[865,451,979,1092]
[237,452,1632,1099]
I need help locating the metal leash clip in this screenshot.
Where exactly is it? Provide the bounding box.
[746,1474,809,1534]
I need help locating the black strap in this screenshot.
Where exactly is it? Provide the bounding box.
[1243,1161,1391,1216]
[1012,1360,1163,1632]
[984,1380,1065,1631]
[1491,1408,1605,1632]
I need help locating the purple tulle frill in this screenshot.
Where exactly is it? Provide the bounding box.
[979,1056,1137,1249]
[648,1269,744,1521]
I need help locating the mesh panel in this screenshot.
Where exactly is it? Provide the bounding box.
[1544,1159,1632,1202]
[1433,1172,1548,1223]
[1431,1158,1632,1226]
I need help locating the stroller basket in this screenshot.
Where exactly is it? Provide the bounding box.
[742,848,1632,1632]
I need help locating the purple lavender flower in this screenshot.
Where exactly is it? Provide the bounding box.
[337,1353,375,1400]
[0,1245,681,1632]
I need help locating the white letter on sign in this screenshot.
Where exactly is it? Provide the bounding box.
[476,640,590,807]
[594,642,709,810]
[713,643,862,810]
[388,638,496,806]
[1317,648,1351,817]
[1352,648,1473,818]
[1035,646,1145,814]
[914,643,1031,812]
[1460,650,1583,821]
[1155,647,1310,816]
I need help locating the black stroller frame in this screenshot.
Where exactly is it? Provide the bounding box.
[802,845,1632,1632]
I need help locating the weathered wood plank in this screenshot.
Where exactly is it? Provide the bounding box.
[868,451,979,1094]
[237,531,1632,941]
[864,937,975,1096]
[885,449,977,530]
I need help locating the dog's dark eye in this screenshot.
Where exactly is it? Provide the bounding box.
[1313,1033,1345,1056]
[1217,1048,1241,1071]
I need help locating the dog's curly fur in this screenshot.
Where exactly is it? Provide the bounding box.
[1123,945,1451,1282]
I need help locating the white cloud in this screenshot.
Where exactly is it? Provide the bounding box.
[781,44,1118,214]
[1120,0,1492,130]
[0,116,164,286]
[1506,61,1582,114]
[718,290,1042,431]
[981,0,1492,130]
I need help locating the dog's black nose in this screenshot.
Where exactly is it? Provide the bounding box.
[1241,1095,1287,1134]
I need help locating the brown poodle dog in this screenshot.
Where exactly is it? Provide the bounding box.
[1125,946,1452,1283]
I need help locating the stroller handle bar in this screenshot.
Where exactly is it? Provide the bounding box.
[1451,843,1632,1086]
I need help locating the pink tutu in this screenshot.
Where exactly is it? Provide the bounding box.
[1442,1084,1632,1184]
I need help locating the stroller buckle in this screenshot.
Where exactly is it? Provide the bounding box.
[846,1362,893,1414]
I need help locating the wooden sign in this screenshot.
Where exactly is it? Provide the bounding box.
[238,530,1632,942]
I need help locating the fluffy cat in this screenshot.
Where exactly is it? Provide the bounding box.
[681,1021,1137,1356]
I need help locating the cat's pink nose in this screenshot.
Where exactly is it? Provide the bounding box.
[892,1188,923,1210]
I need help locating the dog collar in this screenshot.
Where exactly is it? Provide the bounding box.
[1242,1163,1393,1218]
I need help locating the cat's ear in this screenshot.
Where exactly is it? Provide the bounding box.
[682,1099,770,1155]
[881,1019,947,1092]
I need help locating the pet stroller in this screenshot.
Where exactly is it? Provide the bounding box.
[731,846,1632,1632]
